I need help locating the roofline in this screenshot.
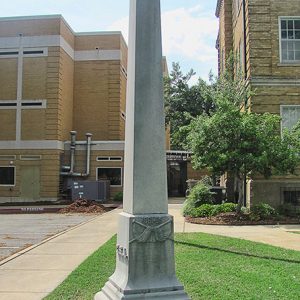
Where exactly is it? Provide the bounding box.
[0,14,128,47]
[215,0,223,17]
[0,14,63,21]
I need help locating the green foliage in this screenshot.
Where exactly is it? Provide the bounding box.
[113,192,123,202]
[164,62,215,149]
[188,101,300,180]
[250,203,277,221]
[184,203,237,218]
[183,182,214,216]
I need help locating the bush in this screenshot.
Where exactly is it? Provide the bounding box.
[113,192,123,202]
[182,182,214,216]
[184,202,237,218]
[250,203,276,221]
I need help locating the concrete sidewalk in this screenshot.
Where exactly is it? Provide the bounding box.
[0,205,299,300]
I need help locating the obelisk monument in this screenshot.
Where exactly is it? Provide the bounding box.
[95,0,190,298]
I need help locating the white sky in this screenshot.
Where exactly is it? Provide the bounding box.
[0,0,219,83]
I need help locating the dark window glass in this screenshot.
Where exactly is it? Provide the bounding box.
[21,102,42,107]
[23,50,44,55]
[288,20,294,29]
[97,157,109,161]
[295,20,300,30]
[0,167,15,185]
[281,30,287,39]
[110,157,122,161]
[284,190,300,205]
[281,20,287,30]
[0,103,16,107]
[295,31,300,39]
[288,30,294,39]
[97,168,122,186]
[0,51,18,56]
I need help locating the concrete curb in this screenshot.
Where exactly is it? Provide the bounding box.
[0,209,118,267]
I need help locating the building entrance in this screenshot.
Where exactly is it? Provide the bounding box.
[167,151,191,197]
[20,166,40,201]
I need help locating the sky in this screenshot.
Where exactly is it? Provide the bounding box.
[0,0,219,83]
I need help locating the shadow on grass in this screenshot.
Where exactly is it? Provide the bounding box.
[174,240,300,264]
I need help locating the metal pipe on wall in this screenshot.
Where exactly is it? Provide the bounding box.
[60,131,93,177]
[70,130,77,174]
[85,133,92,176]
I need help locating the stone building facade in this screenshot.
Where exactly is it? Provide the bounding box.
[216,0,300,209]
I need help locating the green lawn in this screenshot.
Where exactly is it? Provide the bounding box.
[45,233,300,300]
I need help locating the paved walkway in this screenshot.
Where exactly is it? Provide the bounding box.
[0,205,299,300]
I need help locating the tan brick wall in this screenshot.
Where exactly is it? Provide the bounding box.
[247,0,300,78]
[0,18,61,37]
[0,110,16,140]
[0,59,18,100]
[45,46,61,140]
[73,60,122,140]
[23,57,47,99]
[75,34,121,51]
[218,0,233,73]
[59,49,74,141]
[21,110,46,140]
[0,149,61,203]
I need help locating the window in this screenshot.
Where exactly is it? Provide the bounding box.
[0,102,17,108]
[280,18,300,62]
[96,156,122,161]
[0,166,15,186]
[281,105,300,131]
[282,188,300,205]
[0,51,18,56]
[21,100,47,109]
[97,167,122,186]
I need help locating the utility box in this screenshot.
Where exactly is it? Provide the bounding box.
[71,180,110,202]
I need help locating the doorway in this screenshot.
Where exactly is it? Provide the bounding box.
[20,165,40,201]
[167,161,187,197]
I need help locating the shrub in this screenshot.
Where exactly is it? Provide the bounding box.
[182,182,214,216]
[184,202,237,218]
[221,202,237,213]
[113,192,123,202]
[250,203,276,221]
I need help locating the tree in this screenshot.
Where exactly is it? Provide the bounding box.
[164,62,215,149]
[187,99,300,210]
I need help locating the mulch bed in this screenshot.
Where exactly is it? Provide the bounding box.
[186,212,300,226]
[59,199,108,214]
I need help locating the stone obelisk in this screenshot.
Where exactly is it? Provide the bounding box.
[95,0,190,299]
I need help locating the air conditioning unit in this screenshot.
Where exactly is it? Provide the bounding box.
[71,180,110,202]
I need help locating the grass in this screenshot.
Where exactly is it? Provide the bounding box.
[45,233,300,300]
[289,231,300,235]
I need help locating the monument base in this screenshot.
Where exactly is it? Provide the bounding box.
[94,212,190,300]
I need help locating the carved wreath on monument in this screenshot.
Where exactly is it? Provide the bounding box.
[129,216,173,243]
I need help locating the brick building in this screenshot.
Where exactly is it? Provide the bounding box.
[216,0,300,209]
[0,15,130,203]
[0,15,202,203]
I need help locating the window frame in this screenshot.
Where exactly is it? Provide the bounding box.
[96,167,123,187]
[0,166,16,187]
[279,16,300,63]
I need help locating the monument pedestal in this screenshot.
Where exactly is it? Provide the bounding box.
[95,212,189,300]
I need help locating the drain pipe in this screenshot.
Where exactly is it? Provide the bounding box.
[84,133,92,176]
[70,131,77,174]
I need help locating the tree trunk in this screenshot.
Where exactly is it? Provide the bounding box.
[235,175,244,213]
